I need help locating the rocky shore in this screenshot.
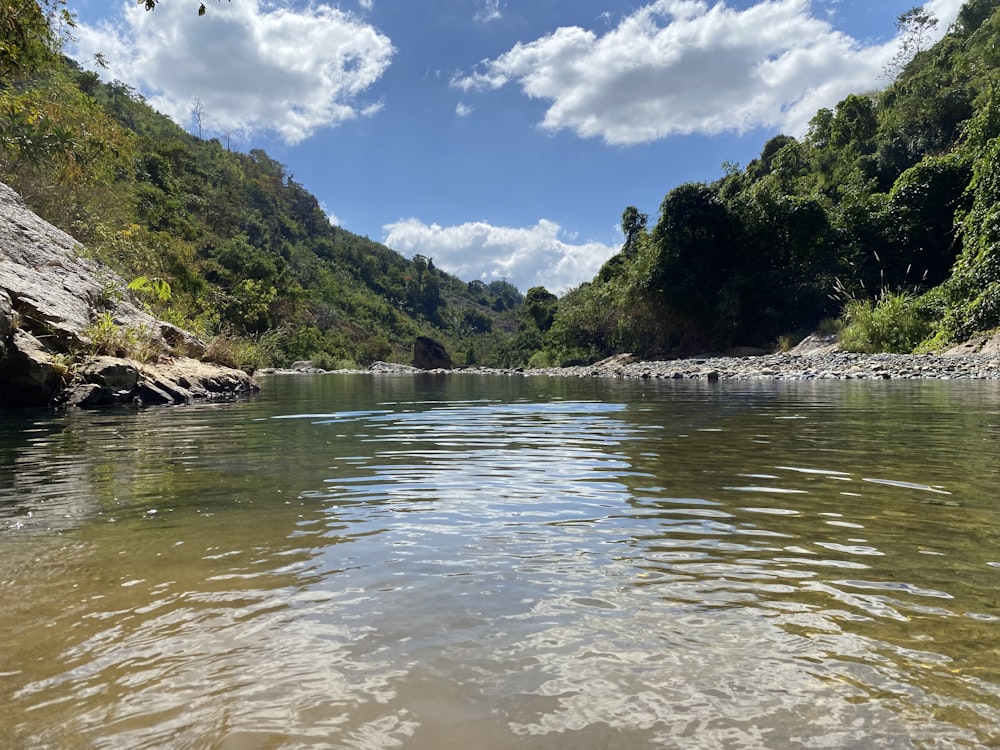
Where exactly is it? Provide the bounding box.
[1,181,257,409]
[515,351,1000,381]
[262,345,1000,382]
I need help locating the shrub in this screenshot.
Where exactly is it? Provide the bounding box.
[309,351,358,371]
[82,311,159,362]
[838,290,931,353]
[204,329,282,373]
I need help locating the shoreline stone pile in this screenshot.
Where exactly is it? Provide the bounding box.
[263,350,1000,381]
[517,351,1000,381]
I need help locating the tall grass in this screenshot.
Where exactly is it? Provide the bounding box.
[203,329,283,373]
[838,289,930,353]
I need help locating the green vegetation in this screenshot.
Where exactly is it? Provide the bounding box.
[4,1,1000,370]
[838,290,931,353]
[525,0,1000,363]
[82,312,159,362]
[1,4,524,370]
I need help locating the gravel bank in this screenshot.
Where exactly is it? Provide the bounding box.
[262,352,1000,381]
[511,352,1000,381]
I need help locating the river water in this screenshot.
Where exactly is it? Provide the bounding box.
[2,374,1000,749]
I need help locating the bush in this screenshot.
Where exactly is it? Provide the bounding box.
[82,311,159,362]
[204,329,282,373]
[309,351,358,371]
[838,290,930,353]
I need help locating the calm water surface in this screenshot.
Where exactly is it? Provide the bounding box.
[2,374,1000,749]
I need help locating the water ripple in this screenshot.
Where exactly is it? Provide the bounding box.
[3,378,1000,748]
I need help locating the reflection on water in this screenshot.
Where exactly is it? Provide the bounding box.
[2,374,1000,748]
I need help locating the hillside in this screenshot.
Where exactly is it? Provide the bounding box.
[523,0,1000,366]
[0,4,523,371]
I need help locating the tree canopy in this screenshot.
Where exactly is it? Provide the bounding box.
[526,0,1000,362]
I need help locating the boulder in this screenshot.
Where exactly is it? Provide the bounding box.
[79,356,140,393]
[787,333,840,356]
[0,289,11,343]
[0,180,257,409]
[594,353,637,367]
[369,360,422,374]
[59,355,257,408]
[62,356,140,407]
[0,330,67,407]
[982,331,1000,355]
[413,336,452,370]
[945,331,1000,355]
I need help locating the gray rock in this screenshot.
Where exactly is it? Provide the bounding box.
[79,356,139,393]
[0,180,257,408]
[413,336,452,370]
[981,331,1000,355]
[369,360,422,374]
[787,334,839,355]
[158,322,207,358]
[0,330,67,407]
[594,353,637,367]
[0,289,11,343]
[64,383,106,408]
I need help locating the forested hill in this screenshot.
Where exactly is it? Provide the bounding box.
[521,0,1000,366]
[1,0,523,370]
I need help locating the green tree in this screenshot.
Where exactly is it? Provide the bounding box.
[522,286,558,332]
[0,0,67,80]
[620,205,647,258]
[650,183,738,326]
[886,6,938,78]
[882,153,970,288]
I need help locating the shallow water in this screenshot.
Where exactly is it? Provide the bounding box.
[2,374,1000,749]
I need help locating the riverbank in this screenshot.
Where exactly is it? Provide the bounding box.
[1,181,258,408]
[517,351,1000,381]
[260,349,1000,381]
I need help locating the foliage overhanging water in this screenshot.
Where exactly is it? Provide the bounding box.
[2,374,1000,749]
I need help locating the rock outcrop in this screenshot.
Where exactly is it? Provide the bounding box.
[943,330,1000,355]
[413,335,452,370]
[0,181,257,408]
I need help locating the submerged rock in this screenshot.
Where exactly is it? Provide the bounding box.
[0,181,256,409]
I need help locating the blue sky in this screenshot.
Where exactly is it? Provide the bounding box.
[69,0,964,293]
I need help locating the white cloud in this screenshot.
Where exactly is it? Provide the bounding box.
[451,0,961,144]
[320,201,342,228]
[455,102,475,117]
[359,0,374,10]
[382,218,619,293]
[72,0,394,144]
[475,0,503,24]
[925,0,966,33]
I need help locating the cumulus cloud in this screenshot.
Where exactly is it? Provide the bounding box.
[455,102,475,117]
[383,218,618,293]
[451,0,961,144]
[72,0,394,144]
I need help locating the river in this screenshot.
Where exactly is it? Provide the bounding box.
[2,373,1000,749]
